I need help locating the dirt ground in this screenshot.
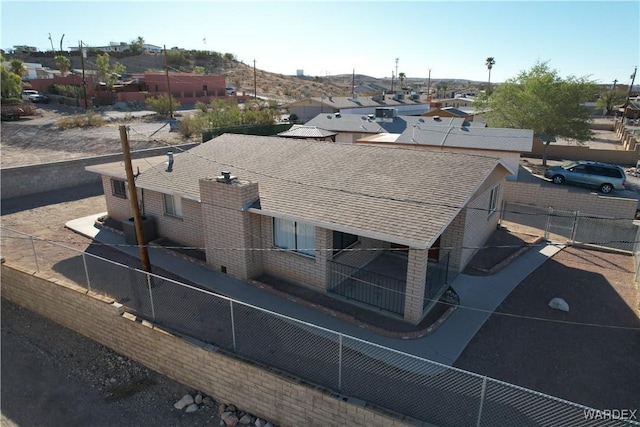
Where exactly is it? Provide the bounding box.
[1,104,188,168]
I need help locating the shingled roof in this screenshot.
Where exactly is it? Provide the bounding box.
[92,134,509,248]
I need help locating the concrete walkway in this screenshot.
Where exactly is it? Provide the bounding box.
[66,213,563,366]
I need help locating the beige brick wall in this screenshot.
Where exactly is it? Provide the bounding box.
[530,137,638,166]
[503,181,637,219]
[199,178,263,279]
[142,190,204,248]
[462,185,501,269]
[101,176,134,221]
[1,263,414,427]
[404,249,428,323]
[261,216,326,289]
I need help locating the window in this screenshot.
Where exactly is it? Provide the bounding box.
[111,179,127,199]
[273,218,315,257]
[488,184,500,215]
[333,231,358,255]
[163,193,183,218]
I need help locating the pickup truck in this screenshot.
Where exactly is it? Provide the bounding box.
[21,90,49,103]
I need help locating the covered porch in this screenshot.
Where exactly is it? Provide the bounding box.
[327,248,452,322]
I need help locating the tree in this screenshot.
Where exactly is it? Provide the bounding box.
[1,67,22,98]
[485,57,496,92]
[55,55,71,76]
[95,53,126,91]
[130,36,145,54]
[398,72,406,90]
[479,61,597,166]
[193,66,205,75]
[10,59,26,77]
[596,88,626,116]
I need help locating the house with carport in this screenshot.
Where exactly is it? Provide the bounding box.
[86,134,510,324]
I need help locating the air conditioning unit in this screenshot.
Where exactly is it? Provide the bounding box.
[375,108,397,119]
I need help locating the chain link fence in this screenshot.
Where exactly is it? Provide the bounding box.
[1,227,637,427]
[502,202,638,252]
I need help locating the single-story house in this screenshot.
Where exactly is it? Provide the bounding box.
[87,134,510,324]
[287,94,431,122]
[357,120,533,179]
[304,111,485,143]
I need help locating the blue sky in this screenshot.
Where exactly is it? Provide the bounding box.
[1,1,638,84]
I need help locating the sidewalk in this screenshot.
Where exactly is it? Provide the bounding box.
[66,213,563,366]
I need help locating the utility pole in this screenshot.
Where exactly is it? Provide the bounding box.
[391,71,394,94]
[395,57,399,85]
[626,66,637,104]
[119,125,152,274]
[427,68,432,100]
[352,68,355,98]
[163,45,173,118]
[612,79,618,91]
[253,59,257,99]
[79,41,88,109]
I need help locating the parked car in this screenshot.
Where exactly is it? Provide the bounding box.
[21,90,49,103]
[226,87,235,96]
[543,160,626,194]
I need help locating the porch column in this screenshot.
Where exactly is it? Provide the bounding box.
[315,228,332,290]
[404,248,428,324]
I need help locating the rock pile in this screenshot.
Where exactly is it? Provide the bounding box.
[174,392,278,427]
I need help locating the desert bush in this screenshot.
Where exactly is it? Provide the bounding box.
[56,111,105,129]
[146,94,179,117]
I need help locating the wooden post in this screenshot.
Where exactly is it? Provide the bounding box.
[119,125,152,274]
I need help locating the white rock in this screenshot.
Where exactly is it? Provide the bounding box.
[549,297,569,312]
[195,393,203,404]
[239,414,252,424]
[174,393,194,410]
[185,403,199,413]
[265,423,273,427]
[255,419,266,427]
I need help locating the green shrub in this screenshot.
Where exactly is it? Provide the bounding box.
[146,94,179,117]
[56,111,105,129]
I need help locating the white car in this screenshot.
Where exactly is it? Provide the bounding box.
[21,90,49,103]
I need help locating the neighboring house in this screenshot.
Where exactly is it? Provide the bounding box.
[87,134,510,324]
[431,97,476,109]
[287,94,430,122]
[69,42,163,54]
[277,125,336,141]
[305,110,485,143]
[357,120,534,179]
[422,106,486,122]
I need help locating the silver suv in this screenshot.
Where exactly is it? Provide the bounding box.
[544,161,626,194]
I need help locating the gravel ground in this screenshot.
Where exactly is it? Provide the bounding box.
[1,297,222,427]
[1,104,191,168]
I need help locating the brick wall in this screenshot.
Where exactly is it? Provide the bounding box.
[199,178,263,279]
[530,138,638,166]
[503,181,638,219]
[1,263,414,427]
[142,190,205,248]
[1,144,198,200]
[101,176,135,221]
[462,185,501,268]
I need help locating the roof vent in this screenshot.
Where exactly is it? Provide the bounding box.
[368,114,375,119]
[166,151,174,172]
[433,116,441,121]
[216,170,237,184]
[335,112,341,118]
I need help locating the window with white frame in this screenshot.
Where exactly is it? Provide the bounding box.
[488,184,500,215]
[273,218,315,257]
[163,193,183,218]
[111,179,127,199]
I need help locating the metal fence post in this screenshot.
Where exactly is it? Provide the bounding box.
[30,236,40,272]
[230,300,237,352]
[570,211,579,245]
[338,333,343,391]
[477,376,487,427]
[544,207,553,241]
[81,253,91,291]
[146,274,156,321]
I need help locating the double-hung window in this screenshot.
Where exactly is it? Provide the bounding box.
[273,218,315,257]
[111,179,127,199]
[488,184,500,215]
[163,193,183,218]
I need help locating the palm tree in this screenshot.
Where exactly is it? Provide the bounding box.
[398,72,406,90]
[55,55,71,76]
[485,57,496,91]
